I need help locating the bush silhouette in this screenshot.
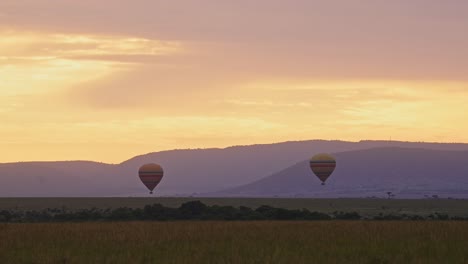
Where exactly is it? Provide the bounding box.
[0,201,463,222]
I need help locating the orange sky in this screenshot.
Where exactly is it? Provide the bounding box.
[1,1,468,163]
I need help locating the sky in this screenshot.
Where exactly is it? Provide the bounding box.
[1,0,468,163]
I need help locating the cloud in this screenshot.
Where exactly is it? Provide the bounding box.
[65,63,240,110]
[2,1,468,80]
[225,99,313,108]
[0,30,181,62]
[2,1,468,162]
[0,30,183,99]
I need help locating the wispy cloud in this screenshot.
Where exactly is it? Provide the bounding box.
[0,30,183,97]
[0,30,181,62]
[225,99,312,108]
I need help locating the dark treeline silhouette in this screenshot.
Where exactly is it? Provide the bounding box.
[0,201,465,222]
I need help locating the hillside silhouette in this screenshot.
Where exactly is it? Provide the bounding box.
[213,147,468,198]
[1,140,468,197]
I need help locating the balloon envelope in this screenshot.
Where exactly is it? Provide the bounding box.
[138,163,164,194]
[309,153,336,185]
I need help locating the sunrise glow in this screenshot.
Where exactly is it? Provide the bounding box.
[2,1,468,163]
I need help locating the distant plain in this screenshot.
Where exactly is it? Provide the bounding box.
[1,197,467,217]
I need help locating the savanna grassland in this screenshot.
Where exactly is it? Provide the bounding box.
[1,221,468,264]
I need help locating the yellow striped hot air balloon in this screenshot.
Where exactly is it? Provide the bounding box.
[309,153,336,185]
[138,163,164,194]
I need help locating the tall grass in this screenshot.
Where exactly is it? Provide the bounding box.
[1,221,467,263]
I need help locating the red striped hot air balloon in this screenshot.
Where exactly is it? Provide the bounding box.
[138,163,164,194]
[309,153,336,185]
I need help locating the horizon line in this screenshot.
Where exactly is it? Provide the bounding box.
[2,138,468,165]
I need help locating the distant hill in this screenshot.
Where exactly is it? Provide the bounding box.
[211,147,468,198]
[1,140,468,196]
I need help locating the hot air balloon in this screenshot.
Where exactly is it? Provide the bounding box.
[309,153,336,185]
[138,163,164,194]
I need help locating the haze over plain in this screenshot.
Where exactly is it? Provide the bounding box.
[1,140,468,197]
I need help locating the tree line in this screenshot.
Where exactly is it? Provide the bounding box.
[0,201,464,222]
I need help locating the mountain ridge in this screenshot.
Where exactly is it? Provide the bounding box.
[2,140,468,197]
[210,147,468,198]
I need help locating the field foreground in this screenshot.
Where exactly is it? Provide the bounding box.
[1,221,467,264]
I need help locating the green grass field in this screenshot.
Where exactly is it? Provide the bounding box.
[1,197,467,217]
[1,221,467,264]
